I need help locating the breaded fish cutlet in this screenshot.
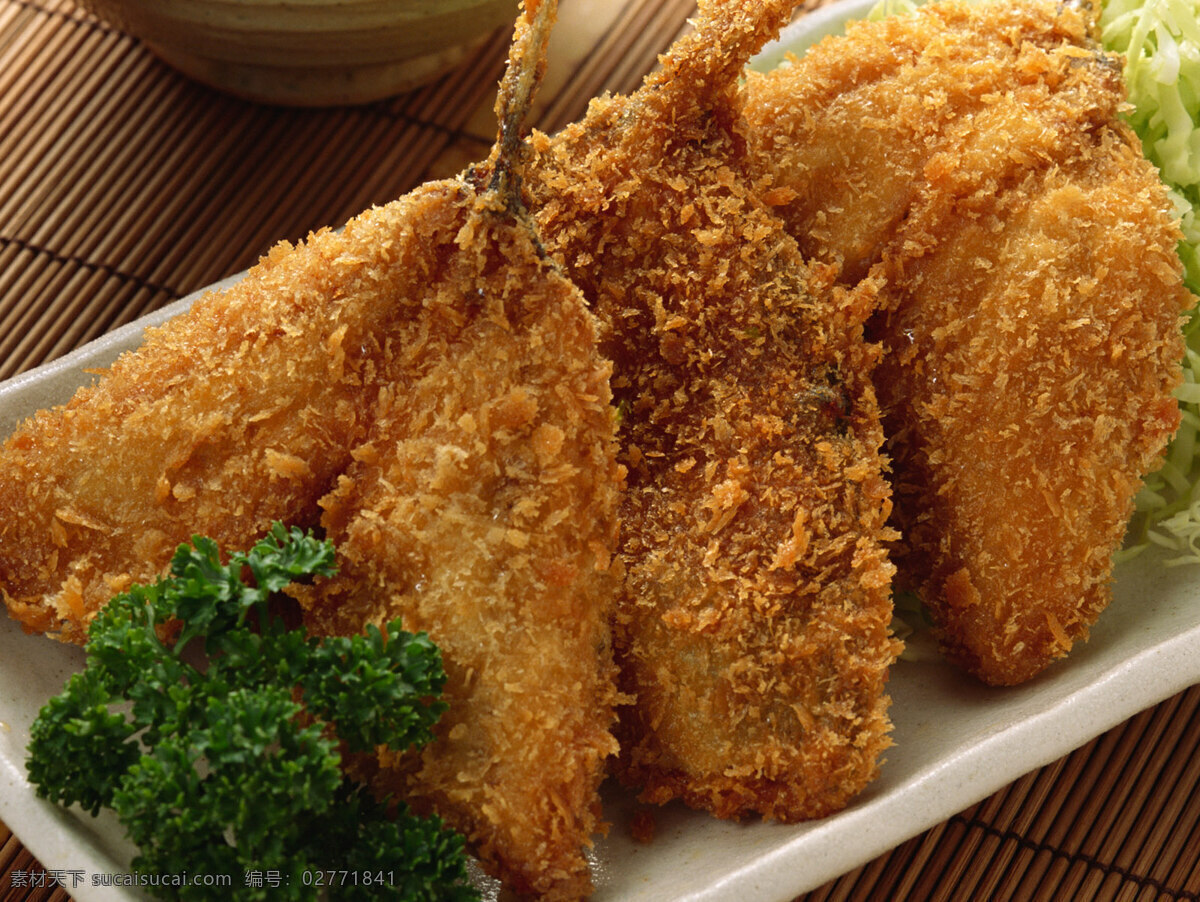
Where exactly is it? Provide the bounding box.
[525,0,901,821]
[745,0,1127,286]
[297,189,621,896]
[1,2,623,895]
[874,134,1189,685]
[291,2,624,897]
[0,205,418,643]
[745,0,1193,684]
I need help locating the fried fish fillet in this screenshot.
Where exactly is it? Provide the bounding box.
[1,2,622,894]
[745,0,1193,684]
[745,0,1127,286]
[0,192,409,643]
[525,0,901,821]
[290,3,623,897]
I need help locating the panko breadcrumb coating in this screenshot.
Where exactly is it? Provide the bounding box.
[525,0,901,821]
[1,2,622,896]
[745,0,1194,685]
[745,0,1126,287]
[292,3,623,898]
[0,193,408,643]
[297,189,621,896]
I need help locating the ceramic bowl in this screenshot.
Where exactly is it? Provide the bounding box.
[79,0,520,106]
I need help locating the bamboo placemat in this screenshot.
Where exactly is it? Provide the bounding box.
[1,1,1199,900]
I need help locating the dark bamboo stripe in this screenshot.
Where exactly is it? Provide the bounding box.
[948,815,1200,902]
[0,234,177,294]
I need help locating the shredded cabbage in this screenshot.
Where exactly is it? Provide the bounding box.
[1101,0,1200,563]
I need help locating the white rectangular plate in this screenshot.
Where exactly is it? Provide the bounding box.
[3,3,1200,897]
[4,265,1199,902]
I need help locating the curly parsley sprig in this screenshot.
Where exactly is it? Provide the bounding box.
[27,523,478,902]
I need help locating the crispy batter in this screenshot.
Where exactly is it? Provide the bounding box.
[0,2,622,895]
[745,0,1121,285]
[0,202,416,642]
[297,192,621,896]
[290,3,624,898]
[745,0,1193,684]
[875,136,1189,685]
[525,0,901,821]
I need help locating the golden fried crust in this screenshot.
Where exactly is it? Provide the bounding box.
[745,0,1123,284]
[294,186,623,900]
[746,0,1193,684]
[876,132,1189,685]
[289,5,623,898]
[0,169,621,894]
[2,3,620,897]
[0,190,457,642]
[526,0,901,821]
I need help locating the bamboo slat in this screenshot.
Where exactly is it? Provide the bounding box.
[1,1,1199,901]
